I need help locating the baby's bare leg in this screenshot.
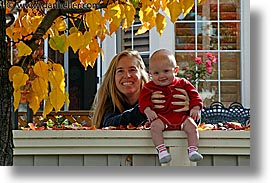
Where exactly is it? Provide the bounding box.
[181,117,203,162]
[150,119,165,146]
[181,117,199,147]
[150,119,171,163]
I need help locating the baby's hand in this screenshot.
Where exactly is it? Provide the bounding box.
[190,106,201,121]
[144,107,158,122]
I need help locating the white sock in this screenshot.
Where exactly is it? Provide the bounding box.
[156,144,171,160]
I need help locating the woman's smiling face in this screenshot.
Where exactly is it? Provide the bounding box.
[115,56,142,101]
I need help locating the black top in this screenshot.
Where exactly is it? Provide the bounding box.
[100,101,147,128]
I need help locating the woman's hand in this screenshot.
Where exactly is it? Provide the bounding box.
[151,91,166,109]
[172,88,190,112]
[151,88,190,112]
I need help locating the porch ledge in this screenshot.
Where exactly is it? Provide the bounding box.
[13,130,250,166]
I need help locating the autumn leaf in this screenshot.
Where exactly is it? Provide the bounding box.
[27,90,41,114]
[181,0,195,17]
[52,17,67,32]
[69,27,78,34]
[49,89,66,112]
[33,61,48,80]
[82,31,92,48]
[52,63,65,76]
[48,70,65,92]
[12,73,29,91]
[136,6,156,35]
[68,31,85,53]
[78,38,102,70]
[107,3,125,29]
[167,0,183,23]
[9,66,24,81]
[65,92,70,108]
[31,77,48,99]
[13,90,21,111]
[29,16,43,33]
[122,3,136,31]
[86,10,104,37]
[17,41,32,57]
[49,34,69,53]
[156,13,166,36]
[86,0,99,3]
[43,97,53,118]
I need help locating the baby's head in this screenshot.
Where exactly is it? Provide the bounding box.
[149,49,179,86]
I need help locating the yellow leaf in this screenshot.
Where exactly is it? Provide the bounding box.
[27,90,41,114]
[136,5,156,35]
[30,16,43,33]
[86,10,104,37]
[49,89,66,112]
[136,24,149,35]
[156,13,166,36]
[6,27,13,39]
[69,27,78,34]
[52,63,65,76]
[122,3,136,31]
[86,0,98,3]
[161,0,168,10]
[82,31,92,48]
[13,73,29,90]
[33,61,48,80]
[107,3,125,28]
[9,66,24,81]
[139,5,156,25]
[68,31,85,53]
[48,70,65,92]
[78,38,102,70]
[17,41,32,57]
[49,34,69,53]
[181,0,195,17]
[65,92,70,108]
[31,77,48,98]
[52,17,67,32]
[48,0,56,4]
[13,90,21,111]
[167,0,183,23]
[109,21,120,36]
[43,97,53,118]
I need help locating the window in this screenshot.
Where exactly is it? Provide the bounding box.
[175,0,247,107]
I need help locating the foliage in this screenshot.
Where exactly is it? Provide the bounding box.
[6,0,206,116]
[178,52,217,85]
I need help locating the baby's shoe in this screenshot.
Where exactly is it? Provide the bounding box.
[188,151,203,162]
[159,153,172,164]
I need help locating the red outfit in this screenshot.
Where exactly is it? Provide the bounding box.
[139,77,203,130]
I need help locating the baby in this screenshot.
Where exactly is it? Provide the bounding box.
[139,49,203,164]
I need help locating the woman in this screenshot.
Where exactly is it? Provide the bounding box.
[90,50,190,128]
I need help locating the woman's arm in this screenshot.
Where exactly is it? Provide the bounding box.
[101,105,147,127]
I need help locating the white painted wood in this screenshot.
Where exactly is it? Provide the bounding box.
[13,130,250,166]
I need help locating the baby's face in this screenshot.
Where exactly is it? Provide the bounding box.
[149,59,178,86]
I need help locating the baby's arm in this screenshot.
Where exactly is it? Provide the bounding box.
[189,105,201,121]
[144,107,158,122]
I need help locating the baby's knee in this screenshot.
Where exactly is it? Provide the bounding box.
[181,117,198,130]
[150,119,165,131]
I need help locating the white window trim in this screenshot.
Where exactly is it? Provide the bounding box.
[242,0,250,107]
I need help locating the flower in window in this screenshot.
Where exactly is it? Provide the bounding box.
[178,52,217,85]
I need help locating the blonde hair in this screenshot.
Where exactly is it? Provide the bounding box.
[90,50,149,128]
